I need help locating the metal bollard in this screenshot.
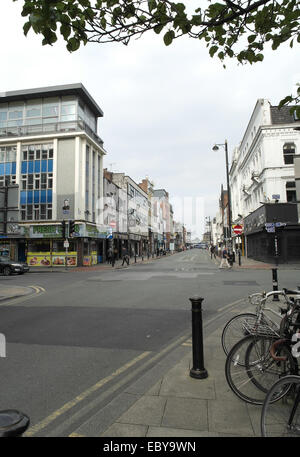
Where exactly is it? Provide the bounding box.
[189,296,208,379]
[0,410,30,437]
[238,250,241,266]
[135,254,137,263]
[272,268,279,301]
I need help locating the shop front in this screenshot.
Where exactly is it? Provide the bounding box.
[19,222,111,267]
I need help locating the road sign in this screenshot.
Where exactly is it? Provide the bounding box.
[232,224,243,235]
[272,194,280,200]
[64,240,69,248]
[275,222,286,227]
[109,221,116,228]
[266,227,275,233]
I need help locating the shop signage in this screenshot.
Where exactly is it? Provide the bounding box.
[30,225,62,238]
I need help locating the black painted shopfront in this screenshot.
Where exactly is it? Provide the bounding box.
[244,203,300,263]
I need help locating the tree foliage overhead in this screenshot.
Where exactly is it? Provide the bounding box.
[13,0,300,115]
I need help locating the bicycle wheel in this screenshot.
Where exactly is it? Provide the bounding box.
[261,375,300,437]
[221,312,257,356]
[225,335,295,405]
[245,338,296,396]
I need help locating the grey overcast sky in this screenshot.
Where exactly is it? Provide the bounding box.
[1,0,299,237]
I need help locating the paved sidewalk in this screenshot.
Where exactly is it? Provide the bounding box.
[87,309,263,437]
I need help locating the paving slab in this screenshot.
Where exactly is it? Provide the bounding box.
[116,396,167,427]
[101,423,148,437]
[161,397,208,431]
[208,399,255,436]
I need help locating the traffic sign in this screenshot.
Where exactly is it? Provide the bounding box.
[232,224,243,235]
[266,227,275,233]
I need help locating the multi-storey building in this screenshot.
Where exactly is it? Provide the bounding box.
[0,83,108,267]
[138,177,157,254]
[229,99,300,262]
[110,172,148,256]
[153,189,171,251]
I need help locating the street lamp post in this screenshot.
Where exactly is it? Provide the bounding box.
[212,140,232,252]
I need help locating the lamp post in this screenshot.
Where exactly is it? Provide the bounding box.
[212,140,232,252]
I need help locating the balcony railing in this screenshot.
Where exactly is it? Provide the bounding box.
[0,120,104,149]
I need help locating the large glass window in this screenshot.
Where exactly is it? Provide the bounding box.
[21,143,53,220]
[0,145,17,187]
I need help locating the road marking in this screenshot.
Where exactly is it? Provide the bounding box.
[29,286,45,294]
[26,331,191,437]
[217,298,245,313]
[24,351,151,437]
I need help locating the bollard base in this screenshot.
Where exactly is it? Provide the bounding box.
[189,367,208,379]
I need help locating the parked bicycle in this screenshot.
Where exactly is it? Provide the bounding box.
[224,288,300,406]
[261,311,300,436]
[221,289,298,357]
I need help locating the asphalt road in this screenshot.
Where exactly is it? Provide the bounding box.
[0,249,299,436]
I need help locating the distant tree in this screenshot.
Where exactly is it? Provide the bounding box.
[13,0,300,116]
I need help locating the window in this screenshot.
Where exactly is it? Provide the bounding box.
[21,143,53,220]
[0,146,17,186]
[286,181,297,202]
[283,143,296,164]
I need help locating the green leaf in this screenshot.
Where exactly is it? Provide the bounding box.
[163,30,174,46]
[67,37,81,52]
[154,24,164,34]
[23,21,31,36]
[209,45,218,57]
[247,34,257,44]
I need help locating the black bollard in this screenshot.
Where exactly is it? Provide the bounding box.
[0,410,30,437]
[189,296,208,379]
[135,254,137,263]
[272,268,279,301]
[238,250,241,266]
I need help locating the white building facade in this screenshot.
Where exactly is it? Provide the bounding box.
[229,99,300,262]
[0,83,108,267]
[230,99,300,222]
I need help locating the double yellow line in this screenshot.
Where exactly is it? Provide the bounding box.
[24,351,150,437]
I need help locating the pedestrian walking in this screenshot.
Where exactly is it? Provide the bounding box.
[210,244,216,259]
[107,246,113,264]
[219,247,231,269]
[122,247,130,266]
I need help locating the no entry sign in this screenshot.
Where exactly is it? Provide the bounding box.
[232,224,243,235]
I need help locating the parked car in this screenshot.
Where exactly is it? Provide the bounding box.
[0,257,30,276]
